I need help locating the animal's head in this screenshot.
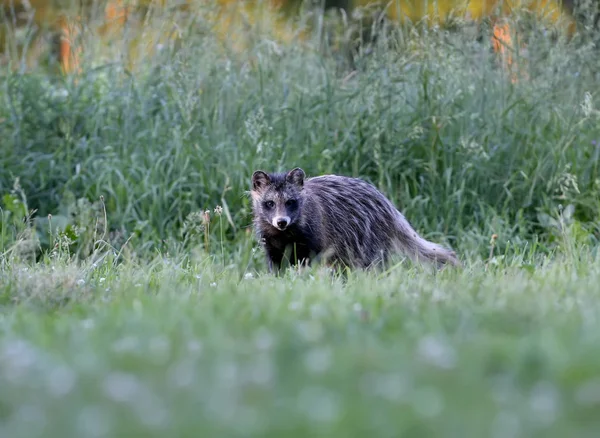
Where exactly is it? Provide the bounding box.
[250,167,305,231]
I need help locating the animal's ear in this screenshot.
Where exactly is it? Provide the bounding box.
[286,168,305,188]
[252,171,271,191]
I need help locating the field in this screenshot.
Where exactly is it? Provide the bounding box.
[1,1,600,436]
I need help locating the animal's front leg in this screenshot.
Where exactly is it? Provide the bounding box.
[264,244,284,275]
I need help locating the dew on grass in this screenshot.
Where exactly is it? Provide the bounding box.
[417,335,457,370]
[431,287,449,302]
[247,355,275,386]
[295,321,324,343]
[529,381,559,426]
[102,372,141,403]
[217,362,239,388]
[1,340,38,382]
[491,411,521,438]
[186,339,203,355]
[303,347,332,374]
[310,304,327,319]
[77,405,112,438]
[297,386,340,423]
[288,301,302,311]
[254,327,274,351]
[359,372,409,401]
[46,365,77,397]
[81,319,95,330]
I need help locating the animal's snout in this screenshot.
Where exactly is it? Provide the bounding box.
[273,216,290,230]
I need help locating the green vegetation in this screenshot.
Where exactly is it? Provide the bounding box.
[1,252,600,437]
[1,2,600,436]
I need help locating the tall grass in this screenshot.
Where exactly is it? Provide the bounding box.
[0,1,599,267]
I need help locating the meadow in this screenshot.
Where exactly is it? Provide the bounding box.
[1,1,600,436]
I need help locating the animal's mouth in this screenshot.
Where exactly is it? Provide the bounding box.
[262,219,287,232]
[272,216,291,231]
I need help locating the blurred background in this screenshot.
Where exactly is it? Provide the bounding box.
[0,1,594,73]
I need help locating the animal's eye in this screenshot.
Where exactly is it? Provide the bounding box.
[285,199,297,207]
[264,200,275,209]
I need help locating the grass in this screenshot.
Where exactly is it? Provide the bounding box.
[1,1,600,436]
[1,1,599,262]
[2,251,600,437]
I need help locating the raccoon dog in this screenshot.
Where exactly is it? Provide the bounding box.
[250,167,460,272]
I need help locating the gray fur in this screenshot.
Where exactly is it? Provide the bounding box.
[250,167,460,272]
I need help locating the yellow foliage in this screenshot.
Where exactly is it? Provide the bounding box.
[0,0,578,74]
[351,0,574,27]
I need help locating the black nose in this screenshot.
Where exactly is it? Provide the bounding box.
[277,219,288,228]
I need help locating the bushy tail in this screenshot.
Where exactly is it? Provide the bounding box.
[394,213,461,268]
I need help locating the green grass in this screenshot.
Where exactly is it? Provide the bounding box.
[1,1,600,436]
[2,252,600,437]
